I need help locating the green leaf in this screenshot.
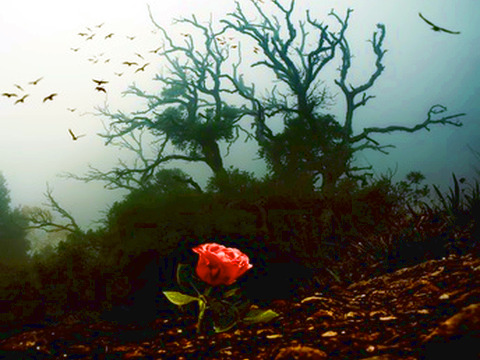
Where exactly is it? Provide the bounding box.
[223,287,242,299]
[176,263,194,290]
[163,291,199,306]
[213,319,238,333]
[175,263,209,296]
[242,309,279,324]
[210,300,240,333]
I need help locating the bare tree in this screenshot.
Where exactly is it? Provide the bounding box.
[75,7,254,191]
[222,0,465,192]
[23,185,81,235]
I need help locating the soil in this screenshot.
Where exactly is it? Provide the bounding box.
[0,252,479,360]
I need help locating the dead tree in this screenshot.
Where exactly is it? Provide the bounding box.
[223,0,465,192]
[71,8,252,191]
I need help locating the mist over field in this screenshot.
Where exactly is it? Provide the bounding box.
[0,0,478,238]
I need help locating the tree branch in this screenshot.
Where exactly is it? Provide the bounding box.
[334,20,386,137]
[24,185,81,234]
[352,104,465,146]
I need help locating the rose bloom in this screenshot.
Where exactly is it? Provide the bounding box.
[192,243,253,286]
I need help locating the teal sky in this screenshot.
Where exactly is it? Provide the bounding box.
[1,0,479,233]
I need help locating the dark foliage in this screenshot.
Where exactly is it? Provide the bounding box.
[0,172,30,262]
[2,167,479,334]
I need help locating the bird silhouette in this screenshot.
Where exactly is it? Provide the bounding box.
[126,36,135,40]
[149,46,163,54]
[135,53,144,59]
[71,47,80,52]
[418,13,460,34]
[123,61,138,66]
[105,33,114,39]
[86,34,95,40]
[135,63,149,73]
[95,86,107,93]
[93,79,108,86]
[29,77,43,85]
[2,93,17,98]
[68,129,86,141]
[14,84,24,91]
[43,93,58,102]
[114,72,124,77]
[67,108,76,112]
[14,94,29,104]
[78,32,88,37]
[96,23,105,28]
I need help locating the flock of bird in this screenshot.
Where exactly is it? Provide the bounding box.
[1,21,160,141]
[1,74,94,141]
[1,12,460,142]
[1,77,57,104]
[72,22,154,79]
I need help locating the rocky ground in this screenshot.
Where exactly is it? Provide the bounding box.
[0,252,479,360]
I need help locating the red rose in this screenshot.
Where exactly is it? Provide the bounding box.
[192,243,253,286]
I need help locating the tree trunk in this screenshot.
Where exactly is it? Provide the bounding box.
[201,140,225,176]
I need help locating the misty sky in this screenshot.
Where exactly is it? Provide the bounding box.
[1,0,479,233]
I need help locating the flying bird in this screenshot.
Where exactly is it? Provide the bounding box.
[418,13,460,34]
[43,93,58,102]
[67,108,76,112]
[114,72,124,77]
[149,46,163,54]
[68,129,86,141]
[2,93,17,98]
[86,34,95,40]
[95,86,107,93]
[105,33,114,39]
[135,63,150,73]
[96,23,105,28]
[29,77,43,85]
[78,32,88,37]
[71,47,80,52]
[14,84,24,91]
[135,52,144,59]
[126,35,136,40]
[123,61,138,66]
[92,79,108,86]
[14,94,29,104]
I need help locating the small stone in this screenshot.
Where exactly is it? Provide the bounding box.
[274,345,327,360]
[321,330,337,337]
[438,293,450,300]
[310,309,334,320]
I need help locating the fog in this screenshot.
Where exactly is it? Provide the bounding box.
[1,0,478,235]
